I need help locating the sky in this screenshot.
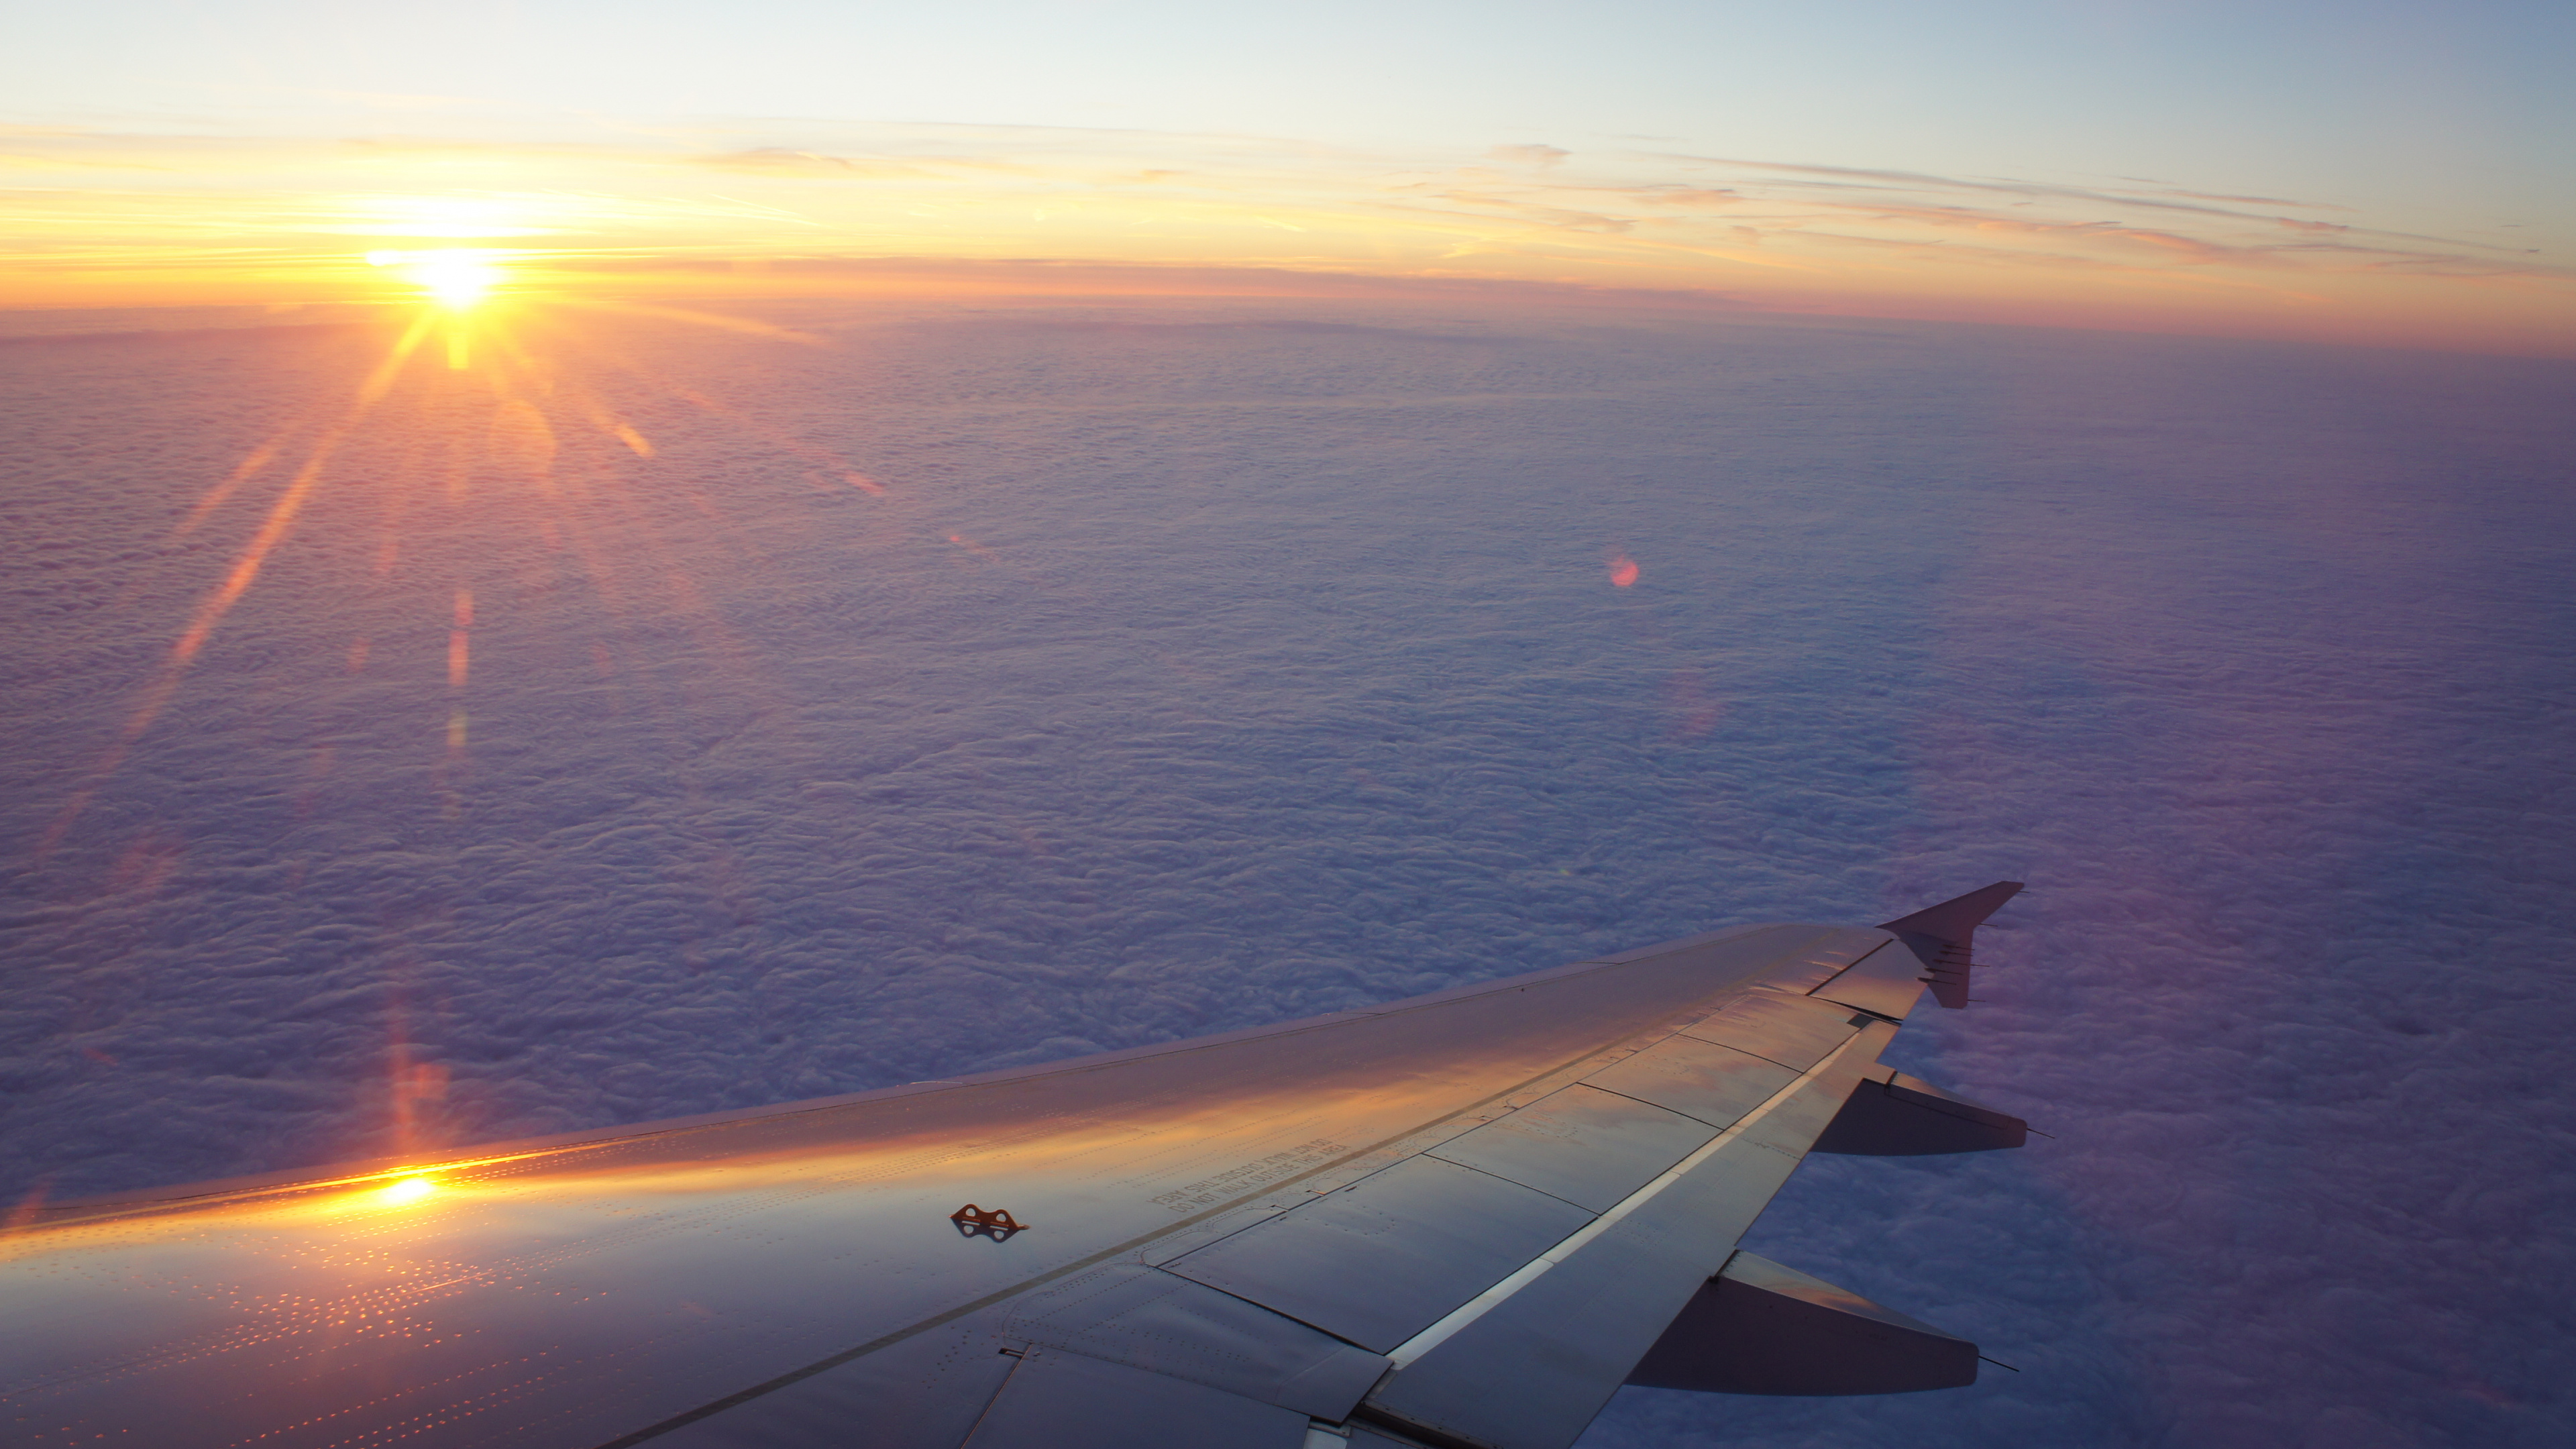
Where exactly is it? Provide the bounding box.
[5,0,2573,351]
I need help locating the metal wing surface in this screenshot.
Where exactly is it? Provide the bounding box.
[3,887,2029,1449]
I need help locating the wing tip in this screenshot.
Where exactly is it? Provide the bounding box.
[1876,879,2024,940]
[1876,881,2025,1010]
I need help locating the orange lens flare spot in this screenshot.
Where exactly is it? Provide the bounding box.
[1608,555,1641,587]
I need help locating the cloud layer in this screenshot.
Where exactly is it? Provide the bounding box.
[3,296,2571,1446]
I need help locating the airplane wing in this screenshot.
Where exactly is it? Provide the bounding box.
[1,884,2030,1449]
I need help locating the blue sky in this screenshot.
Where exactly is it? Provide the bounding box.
[13,2,2569,201]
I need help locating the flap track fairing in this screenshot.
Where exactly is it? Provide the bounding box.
[1624,1251,1978,1396]
[1811,1067,2029,1155]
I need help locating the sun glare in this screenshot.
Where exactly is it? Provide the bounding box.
[376,1176,437,1206]
[369,249,503,309]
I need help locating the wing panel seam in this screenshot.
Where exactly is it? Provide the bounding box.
[1378,1024,1891,1371]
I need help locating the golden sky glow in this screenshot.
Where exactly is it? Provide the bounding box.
[2,1,2569,353]
[2,119,2568,354]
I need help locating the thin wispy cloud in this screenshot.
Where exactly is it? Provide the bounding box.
[691,149,934,178]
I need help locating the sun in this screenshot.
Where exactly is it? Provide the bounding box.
[368,248,504,309]
[375,1175,437,1206]
[419,253,497,309]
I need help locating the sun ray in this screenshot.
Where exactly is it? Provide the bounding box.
[515,306,892,499]
[171,311,435,664]
[44,269,937,867]
[542,293,826,345]
[39,309,439,855]
[175,430,296,537]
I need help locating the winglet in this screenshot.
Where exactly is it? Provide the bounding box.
[1877,881,2023,1010]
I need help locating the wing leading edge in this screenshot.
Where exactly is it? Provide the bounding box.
[1,885,2033,1449]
